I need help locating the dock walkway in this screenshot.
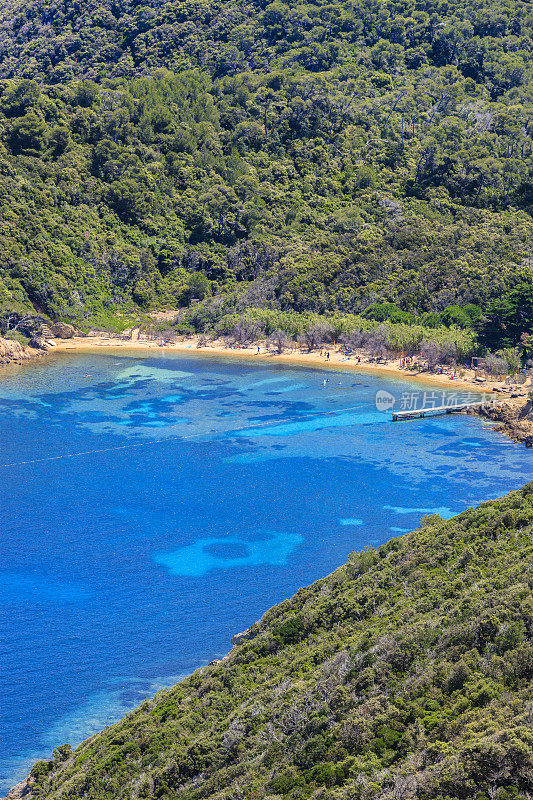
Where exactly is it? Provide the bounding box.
[392,402,483,421]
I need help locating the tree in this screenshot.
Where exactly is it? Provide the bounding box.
[420,339,442,370]
[182,273,212,305]
[49,126,70,156]
[1,80,41,117]
[479,282,533,350]
[53,744,72,762]
[484,353,508,377]
[73,80,100,108]
[8,111,47,155]
[107,180,152,223]
[268,329,288,353]
[301,324,334,351]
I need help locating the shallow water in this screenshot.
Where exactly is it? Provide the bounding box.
[0,351,530,791]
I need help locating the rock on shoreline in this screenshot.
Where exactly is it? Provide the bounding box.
[0,337,42,366]
[0,323,76,366]
[1,776,34,800]
[470,399,533,446]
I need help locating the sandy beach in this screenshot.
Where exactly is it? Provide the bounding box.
[48,334,531,399]
[4,333,532,444]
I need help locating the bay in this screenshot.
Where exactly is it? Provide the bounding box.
[0,351,530,793]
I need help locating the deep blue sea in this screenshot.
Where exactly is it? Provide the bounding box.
[1,350,531,792]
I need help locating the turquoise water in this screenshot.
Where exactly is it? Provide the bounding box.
[0,351,531,792]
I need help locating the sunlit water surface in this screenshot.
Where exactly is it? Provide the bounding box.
[1,351,531,791]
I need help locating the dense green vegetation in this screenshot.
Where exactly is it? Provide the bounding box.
[30,483,533,799]
[0,0,531,349]
[183,305,481,362]
[2,3,532,792]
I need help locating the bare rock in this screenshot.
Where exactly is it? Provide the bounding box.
[39,324,55,338]
[476,400,533,446]
[29,336,50,350]
[0,337,43,364]
[0,337,26,361]
[518,400,533,420]
[231,625,259,647]
[231,630,249,646]
[51,322,76,339]
[1,776,34,800]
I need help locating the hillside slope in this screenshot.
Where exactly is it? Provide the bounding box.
[0,0,530,334]
[28,484,533,800]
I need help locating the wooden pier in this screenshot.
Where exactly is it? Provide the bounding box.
[392,402,482,421]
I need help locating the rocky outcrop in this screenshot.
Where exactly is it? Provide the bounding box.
[472,399,533,446]
[231,630,250,646]
[1,313,77,350]
[0,337,42,364]
[1,776,33,800]
[29,336,56,351]
[231,609,273,647]
[231,624,259,647]
[39,324,55,338]
[37,322,76,339]
[0,337,25,362]
[51,322,76,339]
[0,320,75,365]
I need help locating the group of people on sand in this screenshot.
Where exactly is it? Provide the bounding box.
[319,348,363,363]
[400,355,460,378]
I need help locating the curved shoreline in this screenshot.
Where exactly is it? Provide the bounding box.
[1,335,531,799]
[2,334,531,444]
[48,334,514,396]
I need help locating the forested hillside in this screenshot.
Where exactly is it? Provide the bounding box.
[28,483,533,800]
[0,0,531,344]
